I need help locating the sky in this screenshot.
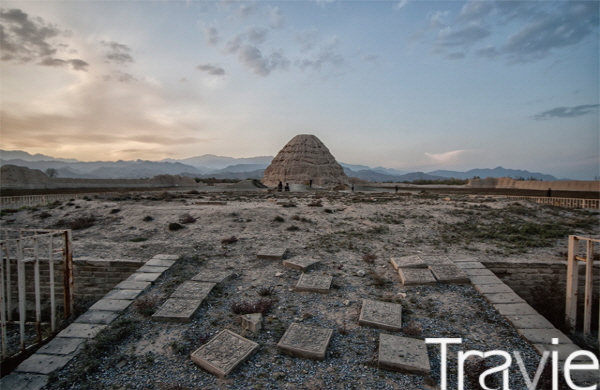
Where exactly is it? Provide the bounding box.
[0,0,598,180]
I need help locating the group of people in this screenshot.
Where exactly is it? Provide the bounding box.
[277,181,290,192]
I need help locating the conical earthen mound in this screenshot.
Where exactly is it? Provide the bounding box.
[262,134,349,188]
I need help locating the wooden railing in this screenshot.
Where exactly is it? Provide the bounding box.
[565,236,599,344]
[502,196,599,209]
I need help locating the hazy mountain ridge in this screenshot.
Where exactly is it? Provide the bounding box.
[0,149,565,181]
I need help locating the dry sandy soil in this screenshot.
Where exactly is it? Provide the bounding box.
[2,189,599,389]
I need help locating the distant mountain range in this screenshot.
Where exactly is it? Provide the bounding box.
[0,149,561,182]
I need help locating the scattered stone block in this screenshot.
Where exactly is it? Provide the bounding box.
[390,255,426,270]
[89,299,133,312]
[428,265,469,284]
[74,311,119,325]
[170,281,216,300]
[114,280,151,291]
[0,373,49,390]
[493,303,539,316]
[358,299,402,331]
[456,261,486,269]
[15,354,75,374]
[136,265,169,273]
[462,268,495,277]
[533,343,594,363]
[104,289,143,300]
[483,293,525,304]
[241,313,262,335]
[256,247,287,260]
[517,328,571,345]
[283,257,320,271]
[294,273,332,294]
[419,255,454,266]
[37,337,86,356]
[398,268,436,286]
[192,269,234,284]
[378,334,430,375]
[504,314,555,330]
[277,323,333,360]
[127,272,162,283]
[145,258,177,267]
[191,329,259,378]
[152,298,204,323]
[474,283,515,295]
[56,323,106,339]
[469,275,503,285]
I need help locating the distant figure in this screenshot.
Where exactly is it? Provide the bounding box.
[285,183,290,192]
[547,188,552,197]
[277,181,283,192]
[309,180,313,188]
[351,184,355,192]
[395,185,398,193]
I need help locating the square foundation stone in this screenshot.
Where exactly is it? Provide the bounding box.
[136,265,170,273]
[191,329,259,378]
[127,272,162,283]
[378,334,431,375]
[277,323,333,360]
[153,254,180,260]
[294,273,332,294]
[37,337,86,356]
[170,281,215,300]
[74,311,119,325]
[104,289,143,300]
[428,265,470,284]
[89,299,133,312]
[114,280,151,291]
[152,298,204,322]
[146,258,177,267]
[359,299,403,331]
[283,257,320,271]
[192,269,234,284]
[390,255,427,270]
[15,354,75,374]
[398,268,437,286]
[419,255,454,266]
[256,247,287,260]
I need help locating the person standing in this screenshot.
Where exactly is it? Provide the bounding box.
[278,181,283,192]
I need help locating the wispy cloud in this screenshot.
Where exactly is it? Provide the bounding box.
[196,63,225,76]
[534,104,600,120]
[425,150,468,163]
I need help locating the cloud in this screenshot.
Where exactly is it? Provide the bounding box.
[101,40,134,64]
[269,6,285,29]
[247,27,268,45]
[296,36,344,73]
[39,57,89,71]
[534,104,600,120]
[394,0,409,12]
[295,28,319,52]
[237,2,257,19]
[425,150,468,163]
[203,25,220,47]
[434,24,490,50]
[196,63,225,76]
[237,45,289,76]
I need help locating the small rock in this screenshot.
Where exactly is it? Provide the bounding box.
[343,300,351,306]
[275,272,284,277]
[398,293,407,299]
[356,270,366,277]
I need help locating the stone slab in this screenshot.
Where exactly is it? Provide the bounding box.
[358,299,402,331]
[89,299,133,312]
[114,280,152,291]
[469,275,504,285]
[192,269,234,284]
[294,273,332,294]
[0,373,49,390]
[428,265,470,284]
[463,268,496,277]
[455,262,486,269]
[398,268,437,286]
[153,254,180,260]
[483,293,526,304]
[474,283,515,294]
[241,313,262,336]
[56,323,107,339]
[127,272,162,283]
[256,247,287,260]
[277,323,333,360]
[37,337,86,356]
[191,329,259,377]
[170,281,215,300]
[145,258,177,267]
[152,298,204,322]
[533,343,595,363]
[493,303,539,316]
[517,328,571,345]
[74,310,120,325]
[283,257,320,271]
[419,255,454,266]
[378,334,430,375]
[104,289,143,300]
[136,265,169,273]
[15,354,75,374]
[390,255,427,270]
[504,314,555,330]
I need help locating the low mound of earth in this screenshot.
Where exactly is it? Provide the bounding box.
[2,191,598,389]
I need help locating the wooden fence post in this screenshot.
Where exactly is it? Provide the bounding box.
[565,235,579,332]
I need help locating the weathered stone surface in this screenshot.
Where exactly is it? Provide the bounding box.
[504,314,555,330]
[241,313,262,336]
[469,275,503,285]
[493,303,539,316]
[89,299,133,312]
[152,254,180,260]
[192,269,234,284]
[419,255,454,266]
[474,283,515,294]
[533,343,595,363]
[127,272,162,283]
[145,258,177,267]
[294,273,332,293]
[517,328,571,345]
[483,293,526,304]
[37,337,86,356]
[15,354,75,374]
[56,323,107,339]
[104,289,143,300]
[262,134,349,188]
[114,280,151,291]
[136,265,169,273]
[456,261,486,269]
[170,281,215,300]
[390,255,426,270]
[152,298,204,322]
[358,299,402,331]
[428,265,470,284]
[398,268,436,286]
[191,329,259,377]
[283,257,320,271]
[0,373,49,390]
[277,323,333,360]
[378,334,430,375]
[74,311,119,325]
[256,247,287,260]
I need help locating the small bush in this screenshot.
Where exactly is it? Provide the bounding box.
[308,200,323,207]
[221,236,238,245]
[134,295,160,316]
[323,208,334,214]
[129,237,148,242]
[286,225,300,232]
[257,286,276,297]
[273,216,285,223]
[179,213,196,224]
[110,209,121,214]
[39,211,52,219]
[402,320,422,336]
[362,254,377,264]
[143,216,154,222]
[230,298,274,315]
[70,216,96,230]
[168,222,184,231]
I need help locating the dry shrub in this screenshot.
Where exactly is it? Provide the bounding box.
[134,294,160,316]
[70,216,96,230]
[221,236,238,245]
[257,285,276,297]
[362,254,377,264]
[402,320,422,336]
[179,213,196,224]
[168,222,184,231]
[230,298,274,315]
